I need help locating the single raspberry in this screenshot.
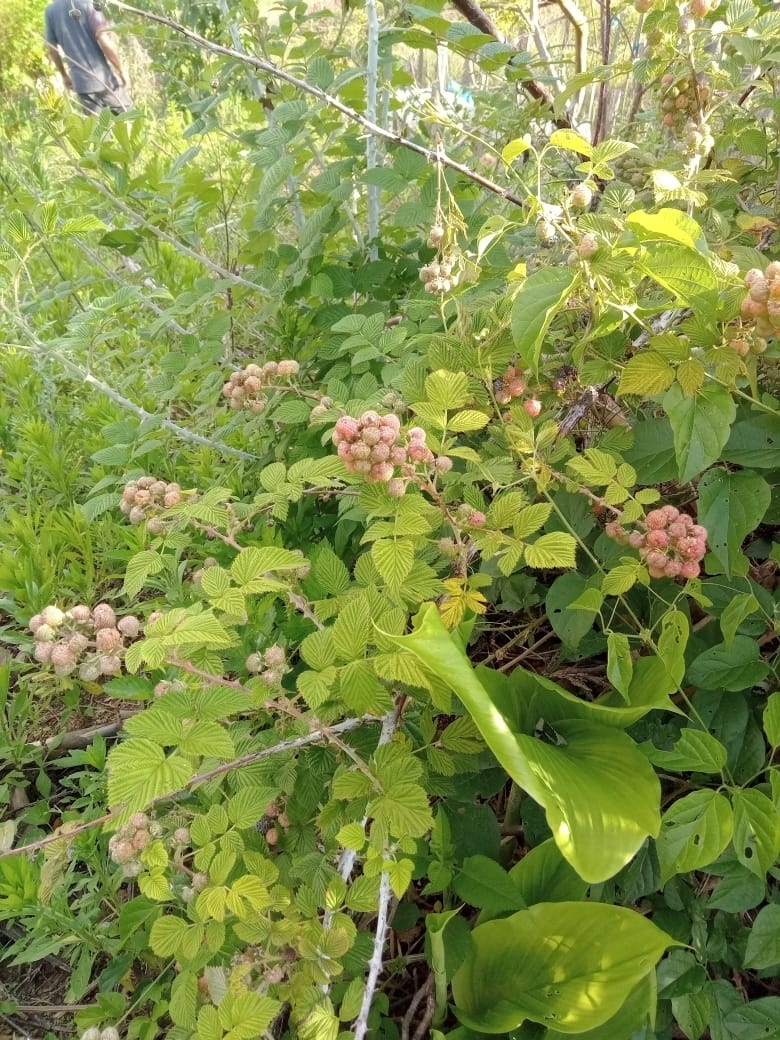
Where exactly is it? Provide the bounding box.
[93,603,117,630]
[387,478,406,497]
[264,645,286,668]
[524,399,542,418]
[117,616,140,639]
[41,605,65,627]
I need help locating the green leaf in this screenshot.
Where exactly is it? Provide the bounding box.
[178,721,235,759]
[606,632,633,701]
[508,839,588,906]
[368,780,433,840]
[721,593,760,646]
[107,739,192,816]
[424,370,469,411]
[502,138,531,163]
[390,608,660,882]
[511,268,575,376]
[656,791,733,883]
[513,503,552,539]
[123,550,164,598]
[523,532,577,569]
[332,596,371,661]
[619,352,675,396]
[731,789,780,878]
[697,470,771,576]
[448,409,490,432]
[627,209,708,252]
[218,991,281,1039]
[639,244,717,304]
[149,915,188,957]
[723,414,780,468]
[231,547,303,588]
[371,538,414,587]
[452,855,527,914]
[643,729,727,773]
[724,996,780,1038]
[550,128,593,156]
[763,692,780,747]
[663,384,736,482]
[452,902,675,1033]
[686,636,770,692]
[743,905,780,969]
[546,574,600,648]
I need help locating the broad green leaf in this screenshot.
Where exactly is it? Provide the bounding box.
[764,692,780,747]
[640,244,717,303]
[508,839,587,906]
[686,636,769,692]
[643,729,727,773]
[606,632,633,701]
[149,915,189,957]
[218,991,281,1039]
[502,138,531,163]
[697,469,771,576]
[371,538,414,587]
[721,593,760,646]
[452,902,675,1033]
[663,383,736,482]
[672,990,712,1040]
[723,413,780,468]
[731,789,780,878]
[123,550,164,597]
[676,359,706,396]
[627,209,708,252]
[724,996,780,1039]
[107,739,192,816]
[743,905,780,969]
[390,608,661,881]
[546,573,600,648]
[540,972,656,1040]
[453,855,527,914]
[424,370,469,411]
[367,780,433,839]
[550,129,593,156]
[656,791,733,883]
[511,268,575,376]
[619,352,675,396]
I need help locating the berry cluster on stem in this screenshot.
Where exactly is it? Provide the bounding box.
[222,360,300,412]
[606,506,708,579]
[120,476,185,533]
[741,264,780,340]
[419,224,460,294]
[30,604,140,679]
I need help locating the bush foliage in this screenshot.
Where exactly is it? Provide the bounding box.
[0,1,779,1039]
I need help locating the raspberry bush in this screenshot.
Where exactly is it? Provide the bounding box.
[0,1,778,1039]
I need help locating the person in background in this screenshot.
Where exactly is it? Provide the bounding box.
[44,0,131,114]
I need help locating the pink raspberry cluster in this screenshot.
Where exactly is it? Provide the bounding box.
[120,476,184,532]
[332,412,448,492]
[246,643,288,688]
[29,603,140,679]
[605,506,707,579]
[108,811,163,878]
[741,263,780,339]
[222,360,300,412]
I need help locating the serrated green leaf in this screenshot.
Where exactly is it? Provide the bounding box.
[550,128,593,156]
[123,550,165,597]
[627,209,707,252]
[744,905,780,969]
[368,780,433,840]
[676,359,706,395]
[524,532,577,569]
[424,370,469,411]
[619,352,675,396]
[371,538,414,587]
[513,503,552,538]
[448,409,490,432]
[231,547,303,588]
[644,729,727,773]
[107,739,192,816]
[179,721,234,759]
[201,567,232,598]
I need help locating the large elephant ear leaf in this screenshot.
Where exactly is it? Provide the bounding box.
[389,606,661,882]
[453,902,677,1034]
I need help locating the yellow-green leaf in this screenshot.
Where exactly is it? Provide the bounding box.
[619,352,675,396]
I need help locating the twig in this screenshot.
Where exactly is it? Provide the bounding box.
[353,871,393,1040]
[366,0,381,258]
[109,0,529,211]
[401,975,434,1040]
[0,716,375,861]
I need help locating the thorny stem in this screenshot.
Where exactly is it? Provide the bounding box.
[353,871,393,1040]
[0,717,376,861]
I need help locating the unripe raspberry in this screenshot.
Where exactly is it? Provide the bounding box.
[134,489,152,508]
[262,361,279,377]
[628,530,645,549]
[647,550,668,570]
[117,616,140,639]
[380,412,401,431]
[128,506,145,524]
[96,627,122,653]
[578,233,598,260]
[362,426,381,446]
[370,462,395,482]
[163,490,182,507]
[389,447,407,466]
[387,478,406,497]
[680,561,700,579]
[81,1028,101,1040]
[132,829,150,850]
[765,261,780,280]
[265,827,279,846]
[570,184,593,208]
[690,0,710,14]
[524,398,542,418]
[428,224,445,247]
[264,644,286,668]
[181,886,194,903]
[353,459,372,475]
[261,669,282,686]
[370,443,391,463]
[34,642,53,664]
[469,511,487,528]
[435,456,453,473]
[68,633,90,655]
[222,382,234,398]
[42,605,65,627]
[419,264,436,284]
[508,378,526,396]
[437,537,456,555]
[93,603,116,630]
[408,443,433,463]
[646,529,669,549]
[337,441,352,461]
[634,0,652,10]
[110,840,135,864]
[667,521,687,539]
[246,652,263,672]
[138,476,154,490]
[334,416,360,441]
[173,827,190,844]
[277,359,299,377]
[131,812,149,828]
[310,404,327,421]
[149,820,163,837]
[691,524,707,540]
[496,390,512,406]
[362,410,381,427]
[35,624,56,643]
[100,655,121,676]
[101,1026,120,1040]
[645,509,667,530]
[536,221,557,245]
[79,659,101,681]
[745,268,764,287]
[51,644,77,675]
[28,613,43,633]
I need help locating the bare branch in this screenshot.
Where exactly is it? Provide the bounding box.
[353,871,393,1040]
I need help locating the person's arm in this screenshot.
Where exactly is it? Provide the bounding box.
[95,30,128,87]
[46,42,73,90]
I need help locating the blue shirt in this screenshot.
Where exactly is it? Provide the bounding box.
[44,0,119,94]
